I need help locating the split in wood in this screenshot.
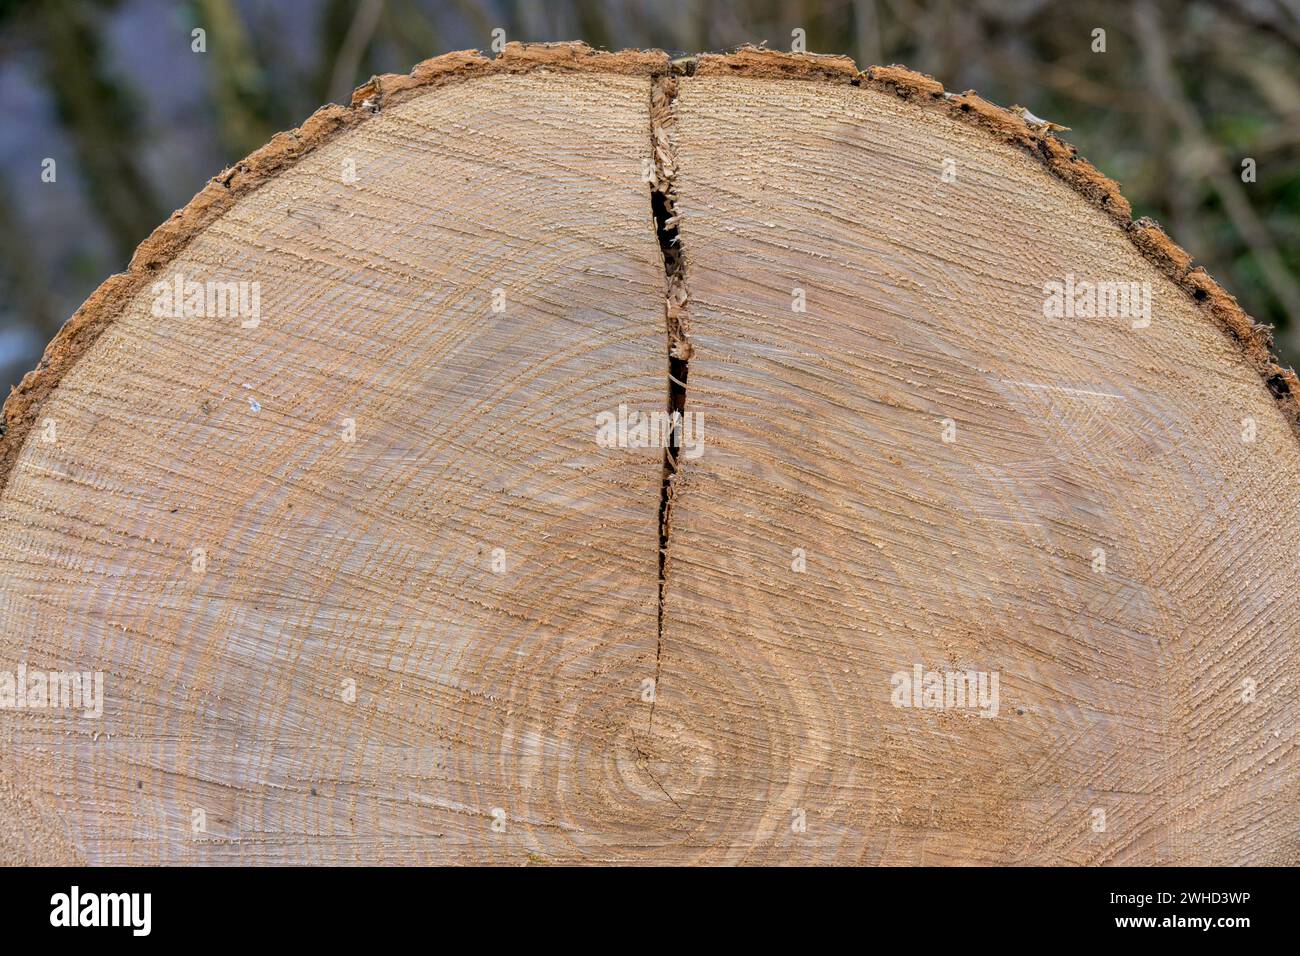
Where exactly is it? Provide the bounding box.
[650,74,690,733]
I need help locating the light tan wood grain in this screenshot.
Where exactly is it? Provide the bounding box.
[657,75,1300,864]
[0,70,666,864]
[0,46,1295,865]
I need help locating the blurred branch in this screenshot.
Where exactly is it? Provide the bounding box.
[0,183,59,339]
[194,0,274,157]
[446,0,495,45]
[1220,0,1300,57]
[572,0,612,50]
[382,0,442,66]
[328,0,385,103]
[1136,0,1300,336]
[36,0,162,263]
[991,56,1138,109]
[855,0,882,66]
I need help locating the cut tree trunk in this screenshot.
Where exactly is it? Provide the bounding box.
[1,43,1297,865]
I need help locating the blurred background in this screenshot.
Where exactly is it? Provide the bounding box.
[1,0,1298,391]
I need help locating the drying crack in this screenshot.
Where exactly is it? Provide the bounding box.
[635,746,684,810]
[648,72,692,735]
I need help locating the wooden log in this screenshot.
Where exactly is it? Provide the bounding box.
[1,43,1296,865]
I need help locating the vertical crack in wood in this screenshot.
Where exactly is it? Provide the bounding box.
[649,72,691,735]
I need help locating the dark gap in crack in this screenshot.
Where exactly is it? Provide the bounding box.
[648,74,691,737]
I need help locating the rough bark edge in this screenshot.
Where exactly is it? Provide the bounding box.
[689,46,1300,438]
[4,42,1296,499]
[0,42,669,495]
